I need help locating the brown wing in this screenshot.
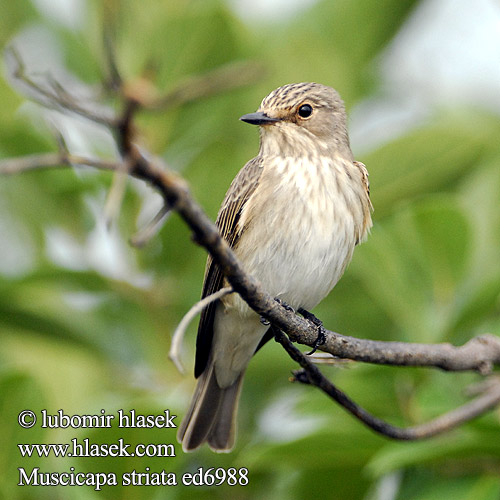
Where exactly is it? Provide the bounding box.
[353,160,371,199]
[353,160,373,244]
[194,156,264,377]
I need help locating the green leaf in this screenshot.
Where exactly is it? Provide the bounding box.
[367,428,500,478]
[366,114,500,218]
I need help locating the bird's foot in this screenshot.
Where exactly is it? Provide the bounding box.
[298,308,326,355]
[260,298,295,326]
[274,297,295,313]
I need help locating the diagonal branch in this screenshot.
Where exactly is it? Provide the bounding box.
[274,328,500,440]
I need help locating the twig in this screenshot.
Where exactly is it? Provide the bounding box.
[54,128,70,155]
[130,205,172,248]
[290,331,500,375]
[103,156,133,229]
[169,287,234,374]
[275,329,500,440]
[102,26,123,92]
[306,353,352,365]
[0,152,120,175]
[5,46,117,127]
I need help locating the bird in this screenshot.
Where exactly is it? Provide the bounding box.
[177,82,372,452]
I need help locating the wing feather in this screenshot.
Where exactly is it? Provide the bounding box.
[194,156,263,377]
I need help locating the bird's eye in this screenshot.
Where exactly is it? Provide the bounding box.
[298,104,313,118]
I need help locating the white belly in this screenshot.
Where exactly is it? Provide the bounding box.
[235,155,358,310]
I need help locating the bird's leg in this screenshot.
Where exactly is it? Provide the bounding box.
[298,308,326,355]
[260,297,296,325]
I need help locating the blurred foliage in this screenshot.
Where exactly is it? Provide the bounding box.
[0,0,499,499]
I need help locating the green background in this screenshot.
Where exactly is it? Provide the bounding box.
[1,0,499,498]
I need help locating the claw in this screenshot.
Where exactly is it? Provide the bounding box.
[298,308,326,355]
[261,298,295,327]
[306,326,326,355]
[275,297,295,313]
[261,298,295,326]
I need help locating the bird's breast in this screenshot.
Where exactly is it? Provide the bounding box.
[234,154,367,311]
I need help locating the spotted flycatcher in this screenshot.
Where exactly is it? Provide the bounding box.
[178,82,372,452]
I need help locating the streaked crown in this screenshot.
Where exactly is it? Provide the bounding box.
[260,82,341,111]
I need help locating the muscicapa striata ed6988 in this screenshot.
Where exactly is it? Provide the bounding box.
[178,82,373,452]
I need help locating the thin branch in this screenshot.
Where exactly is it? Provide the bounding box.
[289,331,500,375]
[306,353,353,365]
[53,128,70,155]
[275,329,500,440]
[130,205,172,248]
[102,26,123,92]
[0,152,120,175]
[5,46,117,127]
[103,156,133,229]
[169,287,234,374]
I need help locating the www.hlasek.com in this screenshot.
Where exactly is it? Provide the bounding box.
[17,409,249,489]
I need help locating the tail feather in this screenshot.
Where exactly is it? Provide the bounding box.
[178,363,244,453]
[207,375,244,451]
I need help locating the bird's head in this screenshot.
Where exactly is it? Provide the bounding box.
[240,82,350,158]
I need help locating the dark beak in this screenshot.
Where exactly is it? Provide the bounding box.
[239,111,280,126]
